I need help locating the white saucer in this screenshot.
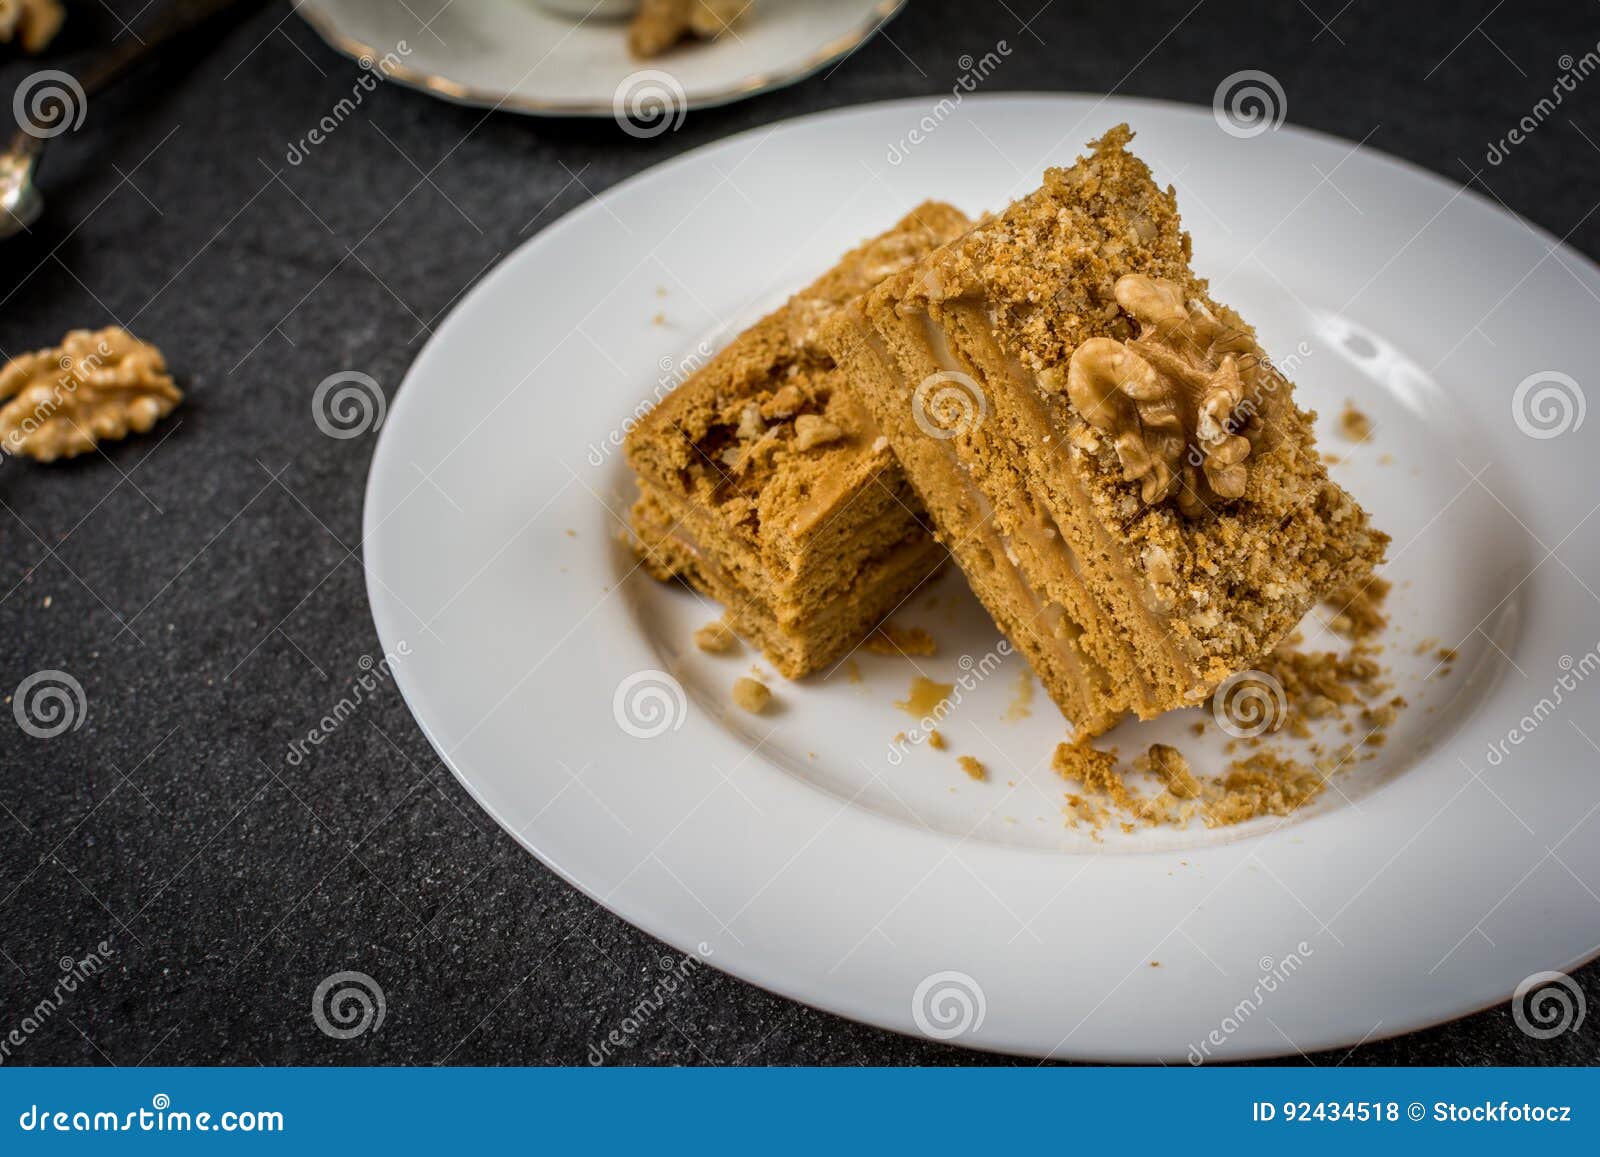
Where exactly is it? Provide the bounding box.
[298,0,907,118]
[362,95,1600,1060]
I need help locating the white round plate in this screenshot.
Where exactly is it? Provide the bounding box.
[298,0,907,117]
[363,95,1600,1060]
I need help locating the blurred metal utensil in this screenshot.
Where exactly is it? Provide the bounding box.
[1,0,272,241]
[0,130,43,237]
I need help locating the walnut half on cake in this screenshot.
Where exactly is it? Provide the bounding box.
[820,127,1387,736]
[625,202,971,678]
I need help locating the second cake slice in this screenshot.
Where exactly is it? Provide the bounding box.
[626,202,972,677]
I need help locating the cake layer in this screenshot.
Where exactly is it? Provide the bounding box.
[632,468,942,624]
[624,202,972,676]
[838,315,1124,734]
[823,126,1387,736]
[632,483,947,678]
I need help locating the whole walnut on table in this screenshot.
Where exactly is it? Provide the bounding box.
[0,327,181,463]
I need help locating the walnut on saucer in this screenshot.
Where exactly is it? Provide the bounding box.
[0,327,181,462]
[629,0,745,58]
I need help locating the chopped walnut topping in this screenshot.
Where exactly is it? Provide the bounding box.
[736,402,765,441]
[760,384,804,420]
[0,328,180,462]
[720,400,777,472]
[792,413,843,451]
[1059,274,1268,517]
[0,0,64,53]
[1141,543,1177,586]
[785,298,832,352]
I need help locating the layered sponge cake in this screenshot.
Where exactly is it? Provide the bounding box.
[821,127,1387,736]
[626,202,972,678]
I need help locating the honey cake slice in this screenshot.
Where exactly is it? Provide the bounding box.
[625,202,972,678]
[821,128,1387,735]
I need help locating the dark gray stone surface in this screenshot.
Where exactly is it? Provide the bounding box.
[1,0,1596,1065]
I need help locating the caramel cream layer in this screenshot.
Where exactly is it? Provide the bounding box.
[911,307,1167,712]
[940,299,1206,687]
[856,324,1120,727]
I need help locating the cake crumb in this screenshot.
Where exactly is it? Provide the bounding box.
[928,729,947,751]
[844,659,863,684]
[1137,743,1202,799]
[1053,739,1160,822]
[1053,737,1120,788]
[731,677,772,713]
[1360,699,1401,731]
[1250,637,1390,738]
[1324,575,1390,641]
[1339,402,1373,443]
[957,755,987,781]
[865,623,937,657]
[1052,632,1389,832]
[694,620,737,654]
[1206,752,1325,826]
[1063,790,1111,832]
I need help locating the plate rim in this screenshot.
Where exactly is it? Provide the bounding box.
[297,0,910,117]
[362,92,1600,1061]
